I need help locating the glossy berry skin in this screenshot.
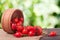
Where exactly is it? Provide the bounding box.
[26,26,35,32]
[20,18,23,22]
[11,23,16,31]
[17,26,24,32]
[16,22,22,26]
[35,26,42,36]
[49,31,56,37]
[22,28,28,34]
[28,30,35,36]
[19,21,23,25]
[14,32,22,37]
[14,18,19,23]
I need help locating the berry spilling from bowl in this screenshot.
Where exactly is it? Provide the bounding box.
[11,17,43,37]
[1,9,57,38]
[11,18,57,38]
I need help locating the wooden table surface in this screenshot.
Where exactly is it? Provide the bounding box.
[0,28,60,40]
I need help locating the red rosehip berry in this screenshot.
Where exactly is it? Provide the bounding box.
[49,31,56,37]
[20,18,23,22]
[17,26,24,32]
[14,18,19,23]
[14,32,22,37]
[22,28,28,34]
[16,22,22,26]
[28,30,35,36]
[19,21,23,25]
[11,23,17,31]
[35,26,42,36]
[26,26,35,32]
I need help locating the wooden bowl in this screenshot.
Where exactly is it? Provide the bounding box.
[1,9,24,34]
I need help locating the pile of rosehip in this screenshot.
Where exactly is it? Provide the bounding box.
[11,18,56,38]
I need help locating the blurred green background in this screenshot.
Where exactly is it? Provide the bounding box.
[0,0,60,28]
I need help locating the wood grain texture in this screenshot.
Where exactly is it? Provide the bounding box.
[41,28,60,40]
[0,28,60,40]
[1,9,24,34]
[0,29,42,40]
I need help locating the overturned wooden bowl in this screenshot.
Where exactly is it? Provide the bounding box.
[1,9,24,34]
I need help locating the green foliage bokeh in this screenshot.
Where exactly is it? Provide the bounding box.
[0,0,60,28]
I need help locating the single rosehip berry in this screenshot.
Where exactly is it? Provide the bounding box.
[26,26,35,32]
[19,21,23,25]
[49,31,56,37]
[35,26,42,36]
[11,23,17,31]
[17,26,24,32]
[20,18,23,22]
[16,22,22,26]
[22,28,28,34]
[14,18,19,23]
[28,30,35,36]
[14,32,22,37]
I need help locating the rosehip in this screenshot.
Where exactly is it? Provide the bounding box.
[22,28,28,34]
[20,18,23,22]
[49,31,56,37]
[35,26,42,36]
[14,32,22,37]
[17,26,24,32]
[14,18,19,23]
[16,22,22,26]
[28,30,35,36]
[11,23,16,31]
[26,26,35,32]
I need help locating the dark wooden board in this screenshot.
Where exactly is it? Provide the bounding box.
[41,36,60,40]
[41,28,60,40]
[0,28,60,40]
